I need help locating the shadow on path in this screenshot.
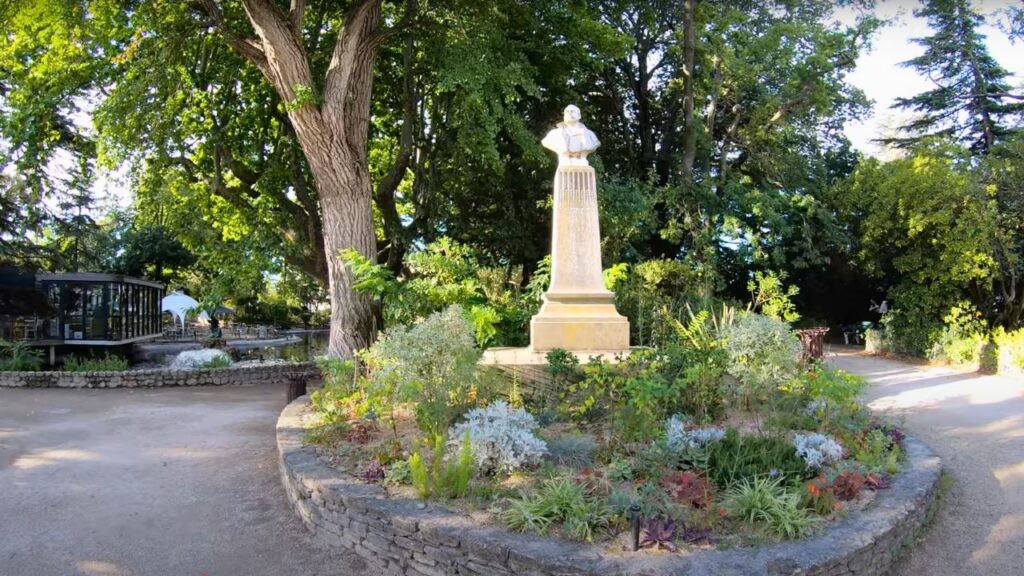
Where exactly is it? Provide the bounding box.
[831,350,1024,576]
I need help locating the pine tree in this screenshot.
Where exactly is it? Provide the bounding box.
[889,0,1023,154]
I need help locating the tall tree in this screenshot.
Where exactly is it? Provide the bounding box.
[187,0,414,357]
[889,0,1023,153]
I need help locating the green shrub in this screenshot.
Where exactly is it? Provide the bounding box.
[344,239,541,347]
[362,306,481,436]
[747,270,800,323]
[927,304,988,365]
[703,428,810,488]
[408,432,474,499]
[63,353,131,372]
[723,476,814,539]
[855,430,901,475]
[721,313,802,408]
[545,433,598,468]
[0,339,43,371]
[612,259,703,347]
[993,327,1024,372]
[782,367,866,427]
[310,358,360,426]
[498,477,614,542]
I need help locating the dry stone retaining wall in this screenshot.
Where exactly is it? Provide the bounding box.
[278,395,942,576]
[0,362,316,388]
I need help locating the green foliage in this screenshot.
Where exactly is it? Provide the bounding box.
[855,430,902,475]
[362,306,480,436]
[63,354,130,372]
[383,460,412,487]
[704,429,810,489]
[197,355,232,369]
[0,340,43,372]
[346,240,538,347]
[838,144,999,355]
[747,271,800,323]
[309,358,359,426]
[993,327,1024,371]
[722,313,803,408]
[612,259,703,347]
[928,304,988,365]
[723,476,814,539]
[498,477,613,542]
[783,367,867,426]
[407,433,474,500]
[888,0,1022,152]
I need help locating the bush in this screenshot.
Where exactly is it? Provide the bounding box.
[723,476,814,539]
[62,353,131,372]
[927,304,988,365]
[408,432,474,499]
[310,358,359,426]
[993,327,1024,372]
[545,433,598,468]
[704,428,810,488]
[664,414,725,450]
[498,477,614,542]
[721,313,802,408]
[447,400,548,474]
[0,339,43,371]
[792,433,843,469]
[855,429,901,475]
[784,367,866,425]
[362,306,481,436]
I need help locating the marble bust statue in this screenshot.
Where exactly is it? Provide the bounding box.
[541,104,600,166]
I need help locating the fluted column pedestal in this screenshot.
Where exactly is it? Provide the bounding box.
[529,165,629,352]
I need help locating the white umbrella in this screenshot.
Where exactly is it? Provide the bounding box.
[161,292,200,330]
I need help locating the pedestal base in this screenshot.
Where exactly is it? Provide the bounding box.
[529,291,630,352]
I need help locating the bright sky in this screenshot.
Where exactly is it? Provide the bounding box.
[839,0,1024,158]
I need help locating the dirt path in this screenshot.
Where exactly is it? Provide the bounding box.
[830,349,1024,576]
[0,385,365,576]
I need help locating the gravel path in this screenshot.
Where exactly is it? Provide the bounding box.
[0,385,365,576]
[831,348,1024,576]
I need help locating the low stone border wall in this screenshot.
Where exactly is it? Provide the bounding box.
[0,362,316,388]
[277,396,943,576]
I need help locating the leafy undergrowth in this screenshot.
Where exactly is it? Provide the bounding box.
[301,306,905,554]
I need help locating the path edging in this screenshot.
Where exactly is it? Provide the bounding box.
[277,395,942,576]
[0,362,316,388]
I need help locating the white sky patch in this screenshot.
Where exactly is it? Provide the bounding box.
[837,0,1024,158]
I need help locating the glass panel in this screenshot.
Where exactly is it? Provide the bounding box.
[64,284,85,340]
[109,283,122,341]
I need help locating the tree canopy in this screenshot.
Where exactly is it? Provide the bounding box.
[2,0,1023,358]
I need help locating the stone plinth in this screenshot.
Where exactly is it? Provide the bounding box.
[530,164,629,352]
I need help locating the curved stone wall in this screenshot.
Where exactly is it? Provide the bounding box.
[278,395,942,576]
[0,362,316,388]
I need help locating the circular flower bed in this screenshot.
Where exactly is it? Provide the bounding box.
[278,395,941,576]
[281,306,942,575]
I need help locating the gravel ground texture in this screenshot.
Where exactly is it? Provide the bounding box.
[831,348,1024,576]
[0,384,365,576]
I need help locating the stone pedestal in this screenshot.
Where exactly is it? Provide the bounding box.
[530,165,630,351]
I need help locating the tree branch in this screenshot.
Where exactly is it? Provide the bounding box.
[190,0,269,75]
[289,0,305,32]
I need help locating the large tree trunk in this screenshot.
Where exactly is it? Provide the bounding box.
[196,0,392,357]
[316,159,377,356]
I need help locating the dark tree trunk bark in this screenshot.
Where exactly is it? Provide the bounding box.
[196,0,397,357]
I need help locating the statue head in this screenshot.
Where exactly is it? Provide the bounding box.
[563,104,581,125]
